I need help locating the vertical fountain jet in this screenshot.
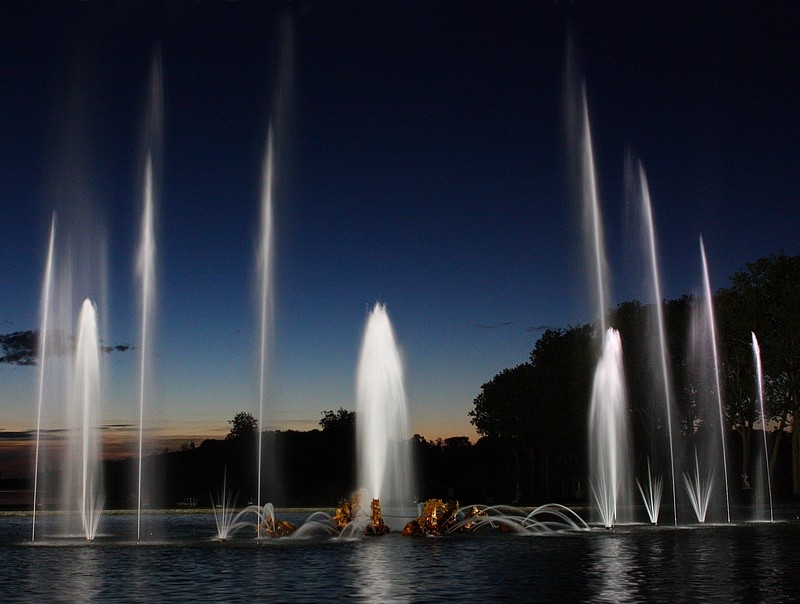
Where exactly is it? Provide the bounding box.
[257,124,275,523]
[752,332,774,522]
[632,162,678,526]
[255,13,294,524]
[32,214,57,542]
[72,299,103,541]
[565,40,609,334]
[588,329,632,528]
[356,303,415,515]
[579,86,609,336]
[566,45,630,526]
[699,237,731,523]
[137,50,162,542]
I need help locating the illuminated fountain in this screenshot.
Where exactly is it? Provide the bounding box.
[401,500,588,536]
[209,470,298,542]
[31,215,56,542]
[355,303,415,528]
[687,239,731,523]
[629,160,678,525]
[31,208,107,542]
[751,333,774,522]
[65,299,105,541]
[683,448,714,523]
[566,55,632,528]
[589,329,632,528]
[136,50,162,543]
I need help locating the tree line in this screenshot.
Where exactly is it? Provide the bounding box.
[100,409,512,508]
[469,252,800,503]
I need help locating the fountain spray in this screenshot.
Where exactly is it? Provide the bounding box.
[752,332,774,522]
[137,50,161,542]
[700,237,731,523]
[636,163,678,526]
[257,124,275,527]
[32,214,56,542]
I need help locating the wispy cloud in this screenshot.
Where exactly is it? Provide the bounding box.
[473,321,516,330]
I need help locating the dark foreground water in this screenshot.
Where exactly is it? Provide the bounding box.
[2,513,799,602]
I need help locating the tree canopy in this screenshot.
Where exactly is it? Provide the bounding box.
[469,253,800,501]
[226,411,258,440]
[319,408,355,432]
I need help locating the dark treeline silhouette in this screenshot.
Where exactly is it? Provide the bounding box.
[470,252,800,504]
[101,417,513,509]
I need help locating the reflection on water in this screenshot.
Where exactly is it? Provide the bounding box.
[3,515,800,602]
[590,534,640,602]
[354,537,413,602]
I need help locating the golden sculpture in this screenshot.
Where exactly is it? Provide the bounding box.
[262,513,297,537]
[402,498,460,536]
[332,493,389,535]
[366,498,390,535]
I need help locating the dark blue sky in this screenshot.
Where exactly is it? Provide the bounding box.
[1,1,798,448]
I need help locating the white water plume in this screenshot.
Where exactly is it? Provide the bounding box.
[588,329,631,528]
[636,457,663,525]
[71,299,104,540]
[136,49,162,542]
[683,449,714,523]
[356,303,414,509]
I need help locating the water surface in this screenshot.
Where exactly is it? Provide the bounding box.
[3,514,798,602]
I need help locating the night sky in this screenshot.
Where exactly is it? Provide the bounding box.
[1,1,798,468]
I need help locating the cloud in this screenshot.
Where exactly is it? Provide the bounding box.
[473,321,516,330]
[101,344,131,354]
[0,430,36,441]
[0,330,132,366]
[0,331,37,365]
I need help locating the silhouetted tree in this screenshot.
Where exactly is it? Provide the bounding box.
[469,324,595,501]
[716,253,800,493]
[319,408,355,432]
[226,411,258,440]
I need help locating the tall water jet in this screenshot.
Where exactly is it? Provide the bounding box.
[631,161,678,526]
[136,155,156,541]
[255,14,294,520]
[565,41,609,333]
[588,328,632,528]
[356,303,415,519]
[751,332,774,522]
[256,125,275,526]
[566,50,630,527]
[136,50,162,543]
[699,237,731,523]
[31,214,57,542]
[67,299,104,541]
